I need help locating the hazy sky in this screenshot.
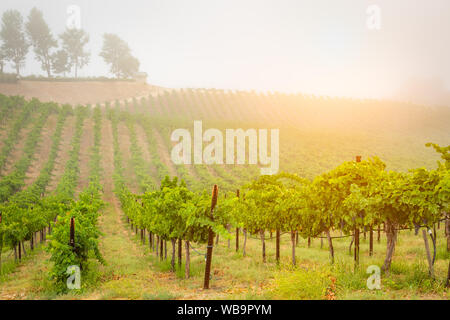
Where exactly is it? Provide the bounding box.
[1,0,449,101]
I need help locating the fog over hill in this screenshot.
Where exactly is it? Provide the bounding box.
[0,0,449,106]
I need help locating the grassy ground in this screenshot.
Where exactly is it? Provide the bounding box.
[0,197,448,300]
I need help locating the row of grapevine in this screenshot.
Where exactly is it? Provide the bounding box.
[8,106,71,207]
[47,106,105,291]
[0,95,25,127]
[138,117,171,183]
[124,114,158,192]
[0,102,71,267]
[0,98,39,174]
[0,102,57,202]
[117,146,449,288]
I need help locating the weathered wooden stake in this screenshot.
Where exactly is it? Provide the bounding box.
[69,217,75,250]
[204,184,218,290]
[178,238,182,268]
[354,228,360,267]
[422,229,434,278]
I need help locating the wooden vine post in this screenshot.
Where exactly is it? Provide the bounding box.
[178,238,182,268]
[236,189,240,252]
[422,228,434,277]
[369,225,374,256]
[354,155,362,267]
[204,184,218,290]
[69,217,75,250]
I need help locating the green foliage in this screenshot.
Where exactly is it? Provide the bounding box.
[47,185,104,291]
[0,97,34,173]
[0,101,55,202]
[47,105,104,290]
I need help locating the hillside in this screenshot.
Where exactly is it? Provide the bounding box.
[0,89,448,300]
[0,80,164,106]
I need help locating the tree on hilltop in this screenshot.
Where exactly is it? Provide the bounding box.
[26,7,57,77]
[100,33,140,78]
[0,10,29,75]
[59,28,90,78]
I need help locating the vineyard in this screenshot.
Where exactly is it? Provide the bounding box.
[0,90,449,300]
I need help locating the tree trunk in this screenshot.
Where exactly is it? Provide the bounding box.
[276,229,280,264]
[260,230,266,263]
[171,239,176,272]
[22,241,26,256]
[14,245,17,262]
[381,221,397,274]
[160,238,164,261]
[215,234,219,245]
[46,58,52,78]
[178,238,182,268]
[369,226,374,256]
[326,230,334,264]
[291,231,296,266]
[422,229,434,278]
[295,231,299,246]
[307,237,311,248]
[377,225,381,243]
[243,228,247,257]
[185,240,190,279]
